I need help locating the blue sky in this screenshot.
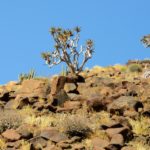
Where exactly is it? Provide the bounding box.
[0,0,150,84]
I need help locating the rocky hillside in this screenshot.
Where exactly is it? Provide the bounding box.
[0,62,150,150]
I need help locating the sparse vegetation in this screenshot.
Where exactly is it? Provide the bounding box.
[0,138,6,150]
[19,69,36,83]
[24,115,53,128]
[128,116,150,136]
[129,141,150,150]
[60,114,91,138]
[0,110,22,133]
[128,63,142,72]
[41,27,94,76]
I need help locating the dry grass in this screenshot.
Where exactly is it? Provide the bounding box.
[0,110,22,133]
[129,141,150,150]
[24,114,54,128]
[19,105,35,116]
[128,116,150,136]
[20,140,31,150]
[0,138,6,150]
[57,114,91,138]
[113,64,127,72]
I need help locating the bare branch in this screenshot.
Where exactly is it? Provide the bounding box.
[41,27,94,76]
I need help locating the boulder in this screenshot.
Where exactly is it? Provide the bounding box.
[91,137,109,148]
[106,127,133,142]
[86,96,108,111]
[17,125,33,139]
[5,96,30,109]
[40,128,68,143]
[2,129,21,141]
[107,96,143,114]
[51,76,66,96]
[15,79,51,99]
[51,89,69,106]
[110,134,124,146]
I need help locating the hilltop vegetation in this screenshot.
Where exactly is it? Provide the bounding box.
[0,60,150,150]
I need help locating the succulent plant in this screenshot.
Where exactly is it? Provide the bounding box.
[41,27,94,76]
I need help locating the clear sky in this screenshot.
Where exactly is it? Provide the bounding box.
[0,0,150,84]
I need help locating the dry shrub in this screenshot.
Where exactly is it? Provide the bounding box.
[60,114,91,138]
[0,110,22,133]
[128,64,142,72]
[128,116,150,136]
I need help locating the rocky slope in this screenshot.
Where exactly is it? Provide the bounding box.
[0,62,150,150]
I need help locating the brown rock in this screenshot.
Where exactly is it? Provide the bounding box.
[107,96,143,114]
[16,79,51,99]
[123,110,138,118]
[100,121,123,130]
[64,101,81,109]
[78,87,101,97]
[64,83,77,93]
[51,89,69,106]
[56,107,75,113]
[106,127,128,137]
[91,137,109,148]
[57,141,71,149]
[30,136,47,149]
[40,128,68,143]
[67,93,87,101]
[17,125,33,139]
[106,127,133,142]
[110,134,124,146]
[93,147,105,150]
[86,96,107,111]
[72,144,85,150]
[51,76,66,95]
[2,129,21,141]
[5,96,30,109]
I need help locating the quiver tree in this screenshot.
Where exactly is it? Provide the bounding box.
[41,27,94,76]
[141,34,150,47]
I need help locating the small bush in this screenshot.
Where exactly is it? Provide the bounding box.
[0,110,22,133]
[128,64,142,72]
[62,115,91,138]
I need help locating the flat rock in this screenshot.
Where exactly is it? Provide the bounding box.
[15,79,51,99]
[110,134,124,146]
[107,96,143,114]
[2,129,21,141]
[91,137,109,148]
[40,128,68,143]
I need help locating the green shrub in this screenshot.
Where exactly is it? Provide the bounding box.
[128,64,142,72]
[0,110,22,133]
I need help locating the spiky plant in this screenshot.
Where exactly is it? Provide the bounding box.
[19,69,36,83]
